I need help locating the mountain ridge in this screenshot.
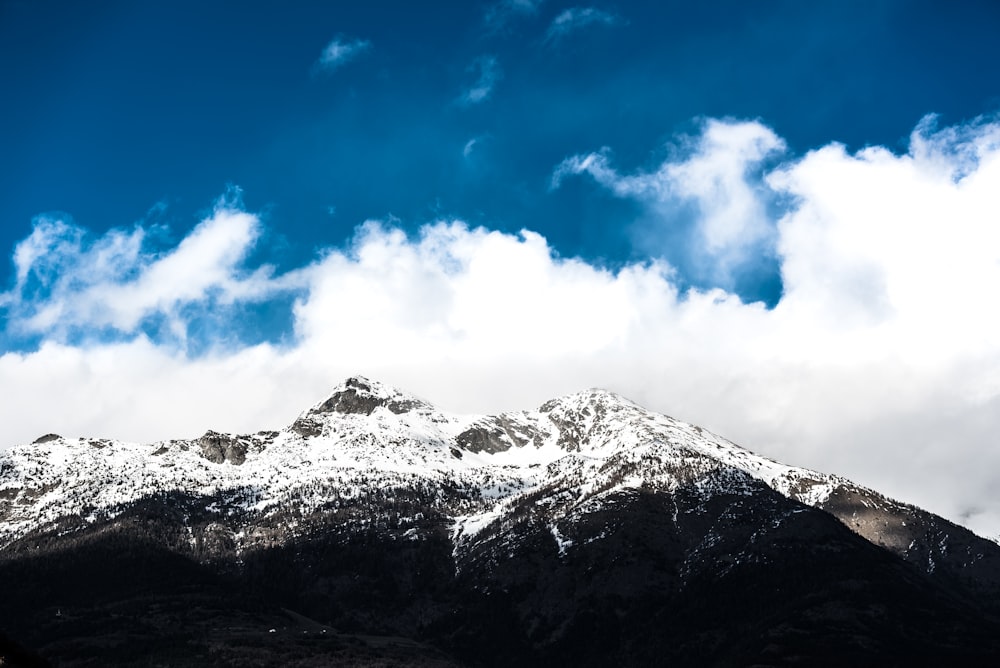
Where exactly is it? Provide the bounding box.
[2,375,1000,666]
[3,375,998,586]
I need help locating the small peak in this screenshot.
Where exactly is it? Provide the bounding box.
[32,433,62,445]
[341,375,391,396]
[538,387,635,414]
[308,376,429,417]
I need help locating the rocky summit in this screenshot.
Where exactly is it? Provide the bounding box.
[2,376,1000,667]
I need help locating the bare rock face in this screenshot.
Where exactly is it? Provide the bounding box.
[456,422,513,454]
[456,415,546,454]
[288,377,430,437]
[312,376,427,416]
[197,431,248,465]
[289,417,323,438]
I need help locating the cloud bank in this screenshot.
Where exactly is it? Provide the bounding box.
[4,114,1000,541]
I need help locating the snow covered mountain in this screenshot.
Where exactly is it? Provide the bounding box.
[2,376,1000,666]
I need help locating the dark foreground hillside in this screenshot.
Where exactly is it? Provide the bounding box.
[2,484,999,667]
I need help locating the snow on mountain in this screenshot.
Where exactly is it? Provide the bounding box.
[1,376,995,584]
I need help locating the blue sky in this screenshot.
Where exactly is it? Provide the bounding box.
[4,0,999,317]
[3,1,1000,539]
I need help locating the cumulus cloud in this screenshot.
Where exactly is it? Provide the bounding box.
[553,119,786,287]
[4,114,1000,541]
[316,35,371,72]
[0,192,304,346]
[458,55,502,106]
[544,7,621,42]
[291,221,669,362]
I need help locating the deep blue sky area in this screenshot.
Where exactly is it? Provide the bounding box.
[2,0,999,312]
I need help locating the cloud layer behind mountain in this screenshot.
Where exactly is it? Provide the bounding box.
[4,114,1000,539]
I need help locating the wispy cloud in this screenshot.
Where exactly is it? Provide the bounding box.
[5,115,1000,541]
[316,35,371,72]
[458,55,502,106]
[463,138,479,158]
[544,6,621,43]
[484,0,544,32]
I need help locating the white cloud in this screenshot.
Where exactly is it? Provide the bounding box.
[316,35,371,72]
[544,7,621,42]
[4,115,1000,541]
[458,55,502,106]
[1,193,304,345]
[291,221,667,362]
[553,119,786,286]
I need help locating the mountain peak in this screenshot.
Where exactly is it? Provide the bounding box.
[314,376,429,416]
[547,385,635,404]
[538,386,639,418]
[288,376,431,437]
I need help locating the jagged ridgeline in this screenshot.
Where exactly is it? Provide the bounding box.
[2,376,1000,667]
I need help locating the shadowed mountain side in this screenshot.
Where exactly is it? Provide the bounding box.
[1,485,999,666]
[817,482,1000,602]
